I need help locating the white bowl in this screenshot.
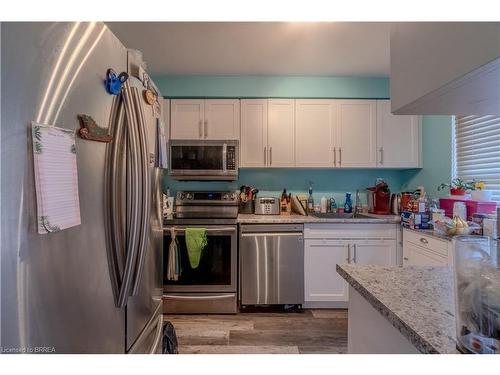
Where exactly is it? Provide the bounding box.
[471,190,493,201]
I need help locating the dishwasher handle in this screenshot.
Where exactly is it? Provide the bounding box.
[240,224,303,233]
[240,232,303,237]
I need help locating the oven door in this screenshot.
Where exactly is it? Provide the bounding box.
[168,140,238,180]
[163,225,237,292]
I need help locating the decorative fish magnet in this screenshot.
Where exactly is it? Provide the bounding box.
[77,114,113,143]
[104,68,129,95]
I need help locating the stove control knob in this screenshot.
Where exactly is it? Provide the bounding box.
[223,193,229,200]
[230,193,236,201]
[186,193,193,200]
[180,193,186,200]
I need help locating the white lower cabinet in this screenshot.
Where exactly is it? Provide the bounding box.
[304,224,398,307]
[353,240,397,266]
[402,229,452,266]
[304,239,349,303]
[403,242,448,266]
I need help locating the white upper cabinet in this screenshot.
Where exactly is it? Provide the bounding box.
[171,98,421,169]
[170,99,240,140]
[204,99,240,140]
[240,99,294,168]
[267,99,295,167]
[170,99,204,139]
[295,100,336,167]
[336,100,377,167]
[376,100,421,168]
[240,100,267,167]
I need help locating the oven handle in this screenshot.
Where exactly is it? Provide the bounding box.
[163,294,236,300]
[163,227,236,234]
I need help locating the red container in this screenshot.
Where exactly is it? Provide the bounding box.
[450,188,466,196]
[439,198,497,221]
[367,183,391,215]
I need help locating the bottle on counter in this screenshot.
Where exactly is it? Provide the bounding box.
[417,191,430,213]
[320,196,327,213]
[355,189,362,214]
[307,182,315,213]
[344,192,353,214]
[329,196,337,213]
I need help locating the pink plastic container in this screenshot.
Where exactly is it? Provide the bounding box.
[439,198,497,221]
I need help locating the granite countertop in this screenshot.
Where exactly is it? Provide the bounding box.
[336,264,459,354]
[237,213,401,224]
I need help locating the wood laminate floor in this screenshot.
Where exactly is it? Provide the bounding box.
[163,309,348,354]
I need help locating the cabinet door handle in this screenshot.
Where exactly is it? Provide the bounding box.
[269,147,272,166]
[420,237,428,245]
[264,146,267,165]
[333,147,337,167]
[204,120,208,138]
[199,120,203,138]
[379,147,384,165]
[403,257,409,261]
[339,147,342,166]
[347,244,351,263]
[353,243,357,263]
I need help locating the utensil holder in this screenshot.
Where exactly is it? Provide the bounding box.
[239,200,255,214]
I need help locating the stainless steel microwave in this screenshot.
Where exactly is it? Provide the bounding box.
[168,140,239,180]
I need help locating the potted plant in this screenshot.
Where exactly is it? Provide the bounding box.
[438,178,475,196]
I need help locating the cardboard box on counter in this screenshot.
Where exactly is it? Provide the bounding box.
[401,211,431,229]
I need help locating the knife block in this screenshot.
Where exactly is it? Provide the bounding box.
[280,199,291,215]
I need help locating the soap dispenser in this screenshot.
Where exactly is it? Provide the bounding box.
[344,192,353,214]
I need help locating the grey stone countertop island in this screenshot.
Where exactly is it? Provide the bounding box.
[336,264,459,354]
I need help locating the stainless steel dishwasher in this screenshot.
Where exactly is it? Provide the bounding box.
[239,224,304,306]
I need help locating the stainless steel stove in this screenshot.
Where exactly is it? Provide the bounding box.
[163,191,238,313]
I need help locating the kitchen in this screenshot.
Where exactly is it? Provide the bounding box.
[1,4,500,373]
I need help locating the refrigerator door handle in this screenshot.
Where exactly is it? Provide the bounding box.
[149,314,164,354]
[130,87,151,296]
[105,96,127,305]
[116,83,142,307]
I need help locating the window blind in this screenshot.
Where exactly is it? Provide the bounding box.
[454,115,500,202]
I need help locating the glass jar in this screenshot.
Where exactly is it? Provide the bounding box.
[452,236,500,353]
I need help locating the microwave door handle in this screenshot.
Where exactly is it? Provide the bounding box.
[222,143,227,172]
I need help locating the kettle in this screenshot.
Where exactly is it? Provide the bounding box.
[390,193,401,215]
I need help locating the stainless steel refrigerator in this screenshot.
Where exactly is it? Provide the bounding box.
[1,22,164,353]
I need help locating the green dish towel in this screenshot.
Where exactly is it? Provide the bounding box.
[185,227,207,269]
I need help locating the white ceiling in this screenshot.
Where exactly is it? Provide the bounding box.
[107,22,391,76]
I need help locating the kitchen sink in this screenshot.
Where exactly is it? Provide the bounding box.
[311,212,374,219]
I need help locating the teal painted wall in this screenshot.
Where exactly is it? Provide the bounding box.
[155,75,390,99]
[401,116,453,198]
[155,75,452,203]
[162,168,407,206]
